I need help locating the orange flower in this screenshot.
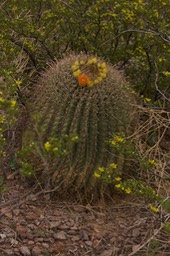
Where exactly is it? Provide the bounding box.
[77,73,90,86]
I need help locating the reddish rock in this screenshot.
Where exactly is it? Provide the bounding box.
[16,225,27,239]
[54,231,67,240]
[32,246,42,256]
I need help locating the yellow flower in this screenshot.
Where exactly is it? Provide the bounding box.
[149,159,158,166]
[115,177,121,181]
[53,147,58,152]
[44,141,51,151]
[144,98,151,103]
[162,71,170,76]
[98,167,105,172]
[115,183,121,188]
[73,69,81,77]
[114,135,124,143]
[80,60,85,65]
[71,64,79,71]
[109,163,117,169]
[94,172,101,178]
[0,97,5,103]
[91,57,97,63]
[101,62,106,69]
[87,81,94,87]
[0,115,5,123]
[149,205,159,213]
[14,79,22,86]
[125,188,131,194]
[10,100,16,108]
[111,140,116,145]
[100,72,107,78]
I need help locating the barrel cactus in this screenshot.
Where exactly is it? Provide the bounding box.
[24,53,137,196]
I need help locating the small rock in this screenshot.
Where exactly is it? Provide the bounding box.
[32,246,42,256]
[16,225,27,239]
[13,209,20,216]
[58,224,69,230]
[85,241,93,246]
[42,242,49,249]
[70,225,78,231]
[71,236,80,242]
[26,232,34,240]
[67,230,77,235]
[80,230,89,241]
[34,237,44,243]
[19,246,31,256]
[0,233,7,239]
[54,231,67,240]
[27,241,35,245]
[50,221,60,229]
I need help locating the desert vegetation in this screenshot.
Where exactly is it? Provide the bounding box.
[0,0,170,254]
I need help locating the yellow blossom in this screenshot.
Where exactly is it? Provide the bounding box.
[10,100,16,108]
[162,71,170,76]
[0,97,5,103]
[14,79,22,86]
[144,98,151,103]
[94,172,101,178]
[149,159,158,166]
[71,64,79,71]
[80,60,85,65]
[111,140,116,145]
[53,147,58,152]
[109,163,117,169]
[44,141,51,151]
[101,62,106,69]
[91,57,97,63]
[115,183,121,188]
[73,69,81,77]
[149,205,159,213]
[125,188,131,194]
[114,135,124,143]
[87,81,94,87]
[98,167,105,172]
[0,115,5,123]
[100,72,107,78]
[115,177,121,181]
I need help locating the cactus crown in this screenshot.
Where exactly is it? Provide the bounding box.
[71,57,107,87]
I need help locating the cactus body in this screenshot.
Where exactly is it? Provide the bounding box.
[26,54,136,193]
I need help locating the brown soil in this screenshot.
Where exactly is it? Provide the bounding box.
[0,173,170,256]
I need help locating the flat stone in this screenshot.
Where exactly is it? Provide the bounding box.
[54,231,67,240]
[19,246,31,256]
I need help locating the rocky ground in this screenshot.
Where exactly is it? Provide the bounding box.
[0,173,170,256]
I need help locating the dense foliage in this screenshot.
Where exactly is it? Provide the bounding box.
[0,0,169,103]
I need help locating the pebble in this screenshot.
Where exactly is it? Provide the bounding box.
[19,246,31,256]
[54,231,67,240]
[32,246,42,256]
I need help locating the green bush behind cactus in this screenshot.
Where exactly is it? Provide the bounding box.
[24,53,137,194]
